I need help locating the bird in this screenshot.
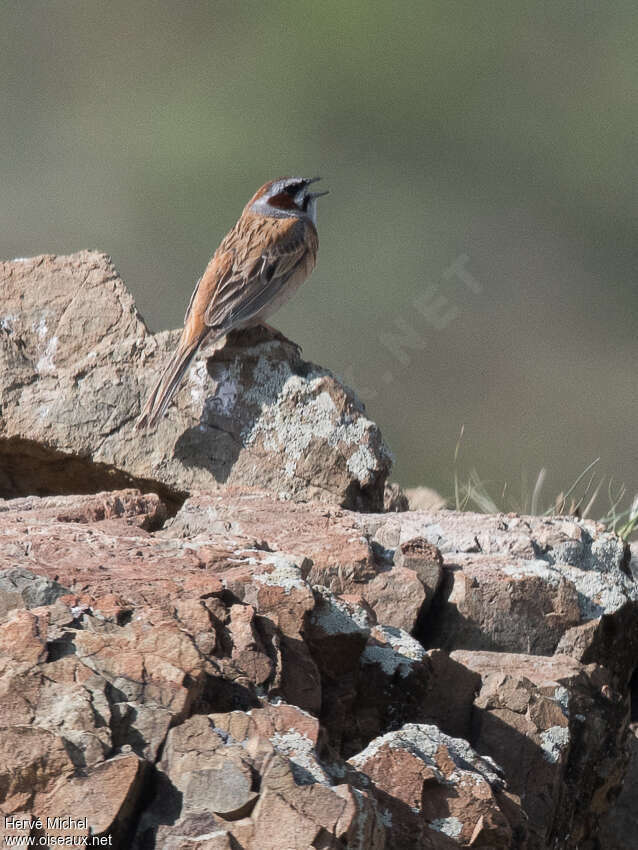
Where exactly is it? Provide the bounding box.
[135,176,328,430]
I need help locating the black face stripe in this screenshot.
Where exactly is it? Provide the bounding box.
[285,183,302,196]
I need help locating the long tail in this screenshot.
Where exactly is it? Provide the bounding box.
[135,335,204,430]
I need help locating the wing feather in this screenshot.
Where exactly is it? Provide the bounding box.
[202,217,311,331]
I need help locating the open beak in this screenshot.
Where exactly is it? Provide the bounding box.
[304,177,329,199]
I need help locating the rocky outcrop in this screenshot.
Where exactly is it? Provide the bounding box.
[0,488,635,848]
[360,508,636,686]
[1,250,637,848]
[452,651,627,848]
[0,252,391,510]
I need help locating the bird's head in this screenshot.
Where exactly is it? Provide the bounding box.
[248,176,328,225]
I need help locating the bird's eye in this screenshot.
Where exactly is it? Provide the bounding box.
[286,182,302,196]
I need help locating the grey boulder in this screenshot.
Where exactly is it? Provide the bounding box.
[0,251,392,510]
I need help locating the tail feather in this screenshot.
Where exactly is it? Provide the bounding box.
[135,338,202,430]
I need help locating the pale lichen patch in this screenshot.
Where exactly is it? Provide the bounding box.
[311,586,372,635]
[270,729,330,785]
[361,626,425,678]
[253,556,307,594]
[540,725,570,763]
[430,816,463,838]
[236,355,389,486]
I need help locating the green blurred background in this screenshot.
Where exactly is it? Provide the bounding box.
[2,1,637,511]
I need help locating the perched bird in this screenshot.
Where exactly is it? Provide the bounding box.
[136,176,328,430]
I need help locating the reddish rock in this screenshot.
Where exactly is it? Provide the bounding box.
[166,492,444,633]
[34,754,146,843]
[0,488,633,848]
[1,251,635,850]
[74,615,205,743]
[362,566,426,633]
[350,626,480,756]
[0,652,112,769]
[163,489,378,593]
[0,610,48,674]
[136,709,383,850]
[306,586,372,680]
[452,650,628,849]
[0,490,230,613]
[211,703,330,786]
[0,489,167,527]
[306,589,480,757]
[426,553,584,655]
[240,557,322,715]
[227,603,273,685]
[348,723,527,849]
[0,726,74,815]
[393,537,443,588]
[359,508,636,686]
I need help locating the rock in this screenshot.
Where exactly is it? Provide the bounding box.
[249,774,384,850]
[362,567,427,633]
[0,489,167,527]
[599,725,638,850]
[383,481,409,512]
[352,626,480,754]
[347,723,528,849]
[555,605,638,692]
[135,710,383,850]
[135,713,257,842]
[162,489,378,593]
[0,726,74,813]
[0,652,112,770]
[227,603,274,686]
[239,556,322,715]
[211,702,331,786]
[306,589,480,756]
[393,537,443,595]
[164,490,436,632]
[358,508,636,686]
[74,614,205,730]
[452,650,628,849]
[359,507,627,565]
[0,609,48,675]
[360,537,444,633]
[34,754,146,844]
[0,488,228,614]
[0,568,70,621]
[0,486,634,848]
[426,552,584,654]
[0,251,392,509]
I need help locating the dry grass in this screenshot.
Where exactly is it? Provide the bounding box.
[452,428,638,542]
